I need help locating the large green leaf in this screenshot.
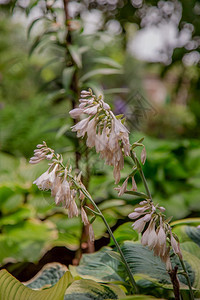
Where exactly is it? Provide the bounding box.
[64,279,125,300]
[178,250,200,290]
[110,222,139,246]
[47,214,81,250]
[180,241,200,260]
[70,247,127,283]
[121,242,171,288]
[106,296,164,300]
[25,263,68,290]
[172,225,200,247]
[171,218,200,227]
[0,206,34,226]
[0,269,73,300]
[122,241,200,291]
[0,219,57,264]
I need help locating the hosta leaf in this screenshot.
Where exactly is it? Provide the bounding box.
[110,222,139,246]
[70,247,127,283]
[122,241,199,291]
[121,242,171,288]
[0,206,34,226]
[27,17,47,39]
[0,185,14,209]
[172,225,200,247]
[93,57,121,68]
[25,263,68,290]
[98,199,125,211]
[107,296,164,300]
[0,269,73,300]
[1,194,24,214]
[103,88,129,95]
[0,219,57,264]
[185,226,200,247]
[47,214,81,250]
[64,279,125,300]
[178,250,200,290]
[62,67,75,91]
[180,241,200,260]
[68,45,82,68]
[80,68,123,82]
[171,218,200,227]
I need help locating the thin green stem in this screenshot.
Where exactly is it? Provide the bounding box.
[179,256,194,300]
[73,181,138,294]
[130,151,194,299]
[130,151,152,201]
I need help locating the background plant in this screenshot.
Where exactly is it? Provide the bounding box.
[0,0,200,299]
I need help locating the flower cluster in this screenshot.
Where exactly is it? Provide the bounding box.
[29,142,94,240]
[129,200,182,270]
[29,141,54,164]
[69,89,130,184]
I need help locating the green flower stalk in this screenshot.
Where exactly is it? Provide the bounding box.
[30,88,194,299]
[30,141,138,293]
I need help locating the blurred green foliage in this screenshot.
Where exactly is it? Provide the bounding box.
[0,2,200,298]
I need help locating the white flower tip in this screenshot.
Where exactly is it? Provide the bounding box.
[128,212,140,219]
[36,144,44,148]
[46,153,54,160]
[159,206,166,212]
[141,147,146,165]
[139,200,147,206]
[143,213,152,222]
[103,102,110,110]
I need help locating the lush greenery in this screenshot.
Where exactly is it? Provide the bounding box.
[0,0,200,299]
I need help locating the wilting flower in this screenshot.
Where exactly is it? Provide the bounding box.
[81,207,89,225]
[89,224,95,242]
[115,177,129,196]
[70,89,130,183]
[170,232,182,259]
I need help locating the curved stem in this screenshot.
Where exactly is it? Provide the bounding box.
[179,257,194,300]
[73,181,138,294]
[130,151,194,299]
[101,213,138,294]
[130,152,152,201]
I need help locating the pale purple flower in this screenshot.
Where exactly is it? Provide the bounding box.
[143,213,152,222]
[70,89,130,184]
[128,211,142,219]
[33,164,58,191]
[115,177,129,196]
[159,206,166,212]
[147,222,158,250]
[141,147,146,165]
[170,233,182,258]
[69,108,83,118]
[131,176,137,191]
[134,206,148,213]
[83,105,99,115]
[89,224,95,242]
[81,207,89,225]
[132,217,146,233]
[71,117,90,137]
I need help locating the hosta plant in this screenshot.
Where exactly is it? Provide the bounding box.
[1,89,200,300]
